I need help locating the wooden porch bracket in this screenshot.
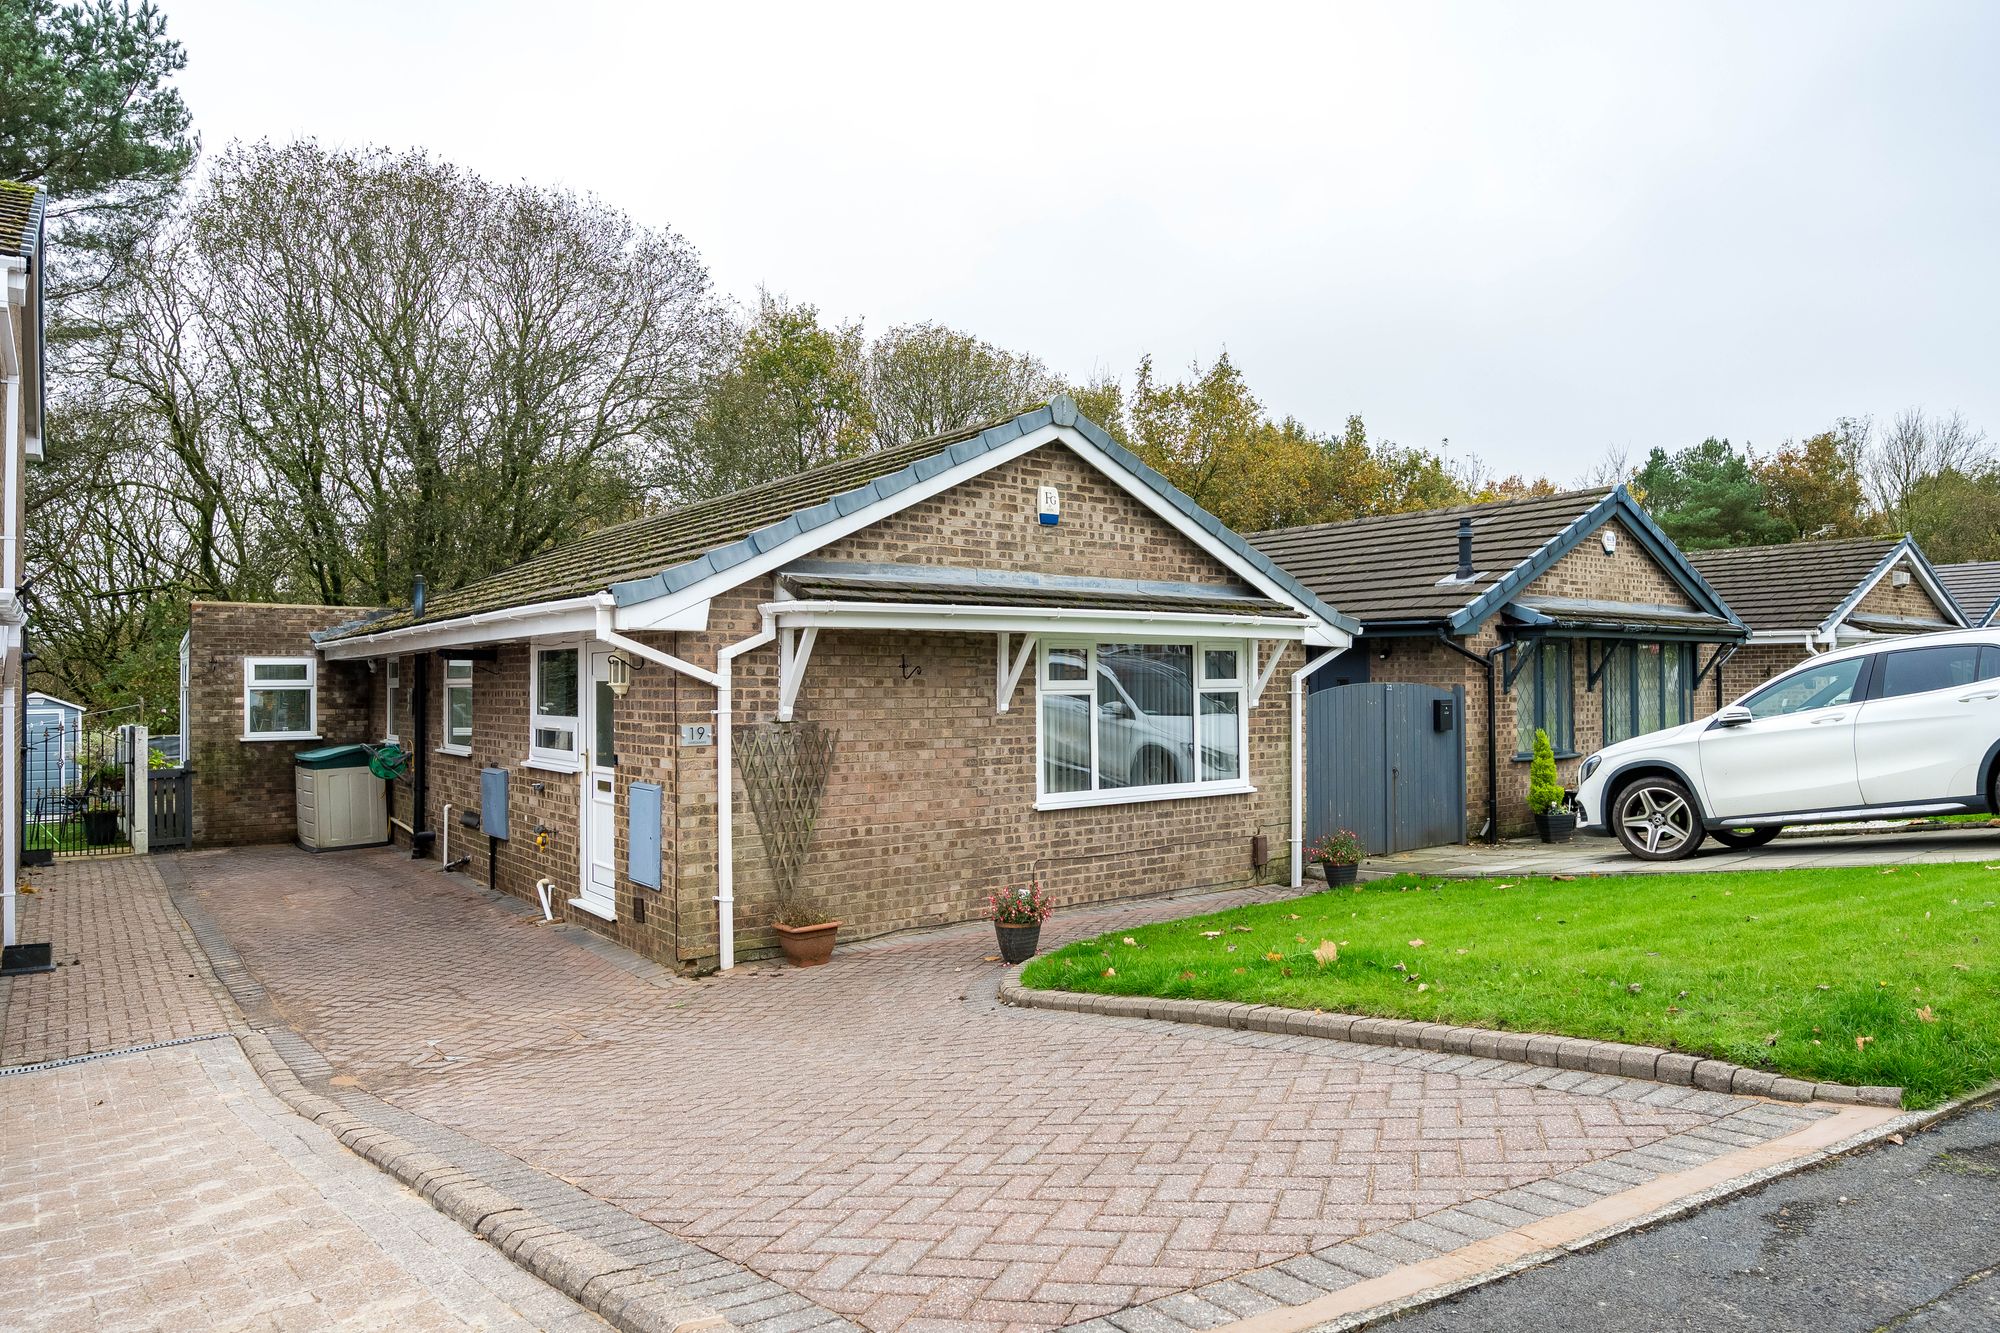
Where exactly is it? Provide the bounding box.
[777,625,819,722]
[996,633,1037,714]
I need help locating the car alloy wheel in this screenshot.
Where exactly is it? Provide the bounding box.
[1614,778,1705,861]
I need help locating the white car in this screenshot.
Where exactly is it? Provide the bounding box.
[1573,628,2000,860]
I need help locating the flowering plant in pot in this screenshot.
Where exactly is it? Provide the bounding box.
[1527,728,1575,842]
[987,882,1052,963]
[1306,828,1364,885]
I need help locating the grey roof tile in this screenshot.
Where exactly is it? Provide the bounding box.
[1935,560,2000,626]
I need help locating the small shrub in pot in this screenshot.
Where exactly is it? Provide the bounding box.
[988,882,1051,963]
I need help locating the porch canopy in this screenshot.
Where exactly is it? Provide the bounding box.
[762,559,1319,720]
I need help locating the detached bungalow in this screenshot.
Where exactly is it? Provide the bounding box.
[184,398,1352,970]
[1936,561,2000,628]
[1691,535,1968,697]
[1250,486,1745,842]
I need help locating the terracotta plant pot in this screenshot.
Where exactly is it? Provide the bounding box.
[773,920,840,967]
[1321,861,1358,887]
[995,921,1042,964]
[1534,812,1577,844]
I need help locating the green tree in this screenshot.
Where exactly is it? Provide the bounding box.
[1528,729,1565,815]
[1632,437,1790,549]
[1753,422,1870,540]
[0,0,197,291]
[1902,466,2000,563]
[865,322,1061,447]
[679,293,872,499]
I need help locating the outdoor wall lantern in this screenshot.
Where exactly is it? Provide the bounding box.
[608,653,633,697]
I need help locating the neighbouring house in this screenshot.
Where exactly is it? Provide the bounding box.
[24,691,83,821]
[0,181,45,967]
[183,399,1353,971]
[1690,535,1968,697]
[1249,486,1747,841]
[1936,560,2000,628]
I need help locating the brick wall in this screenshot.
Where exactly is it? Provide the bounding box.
[1854,560,1956,621]
[186,602,377,846]
[387,442,1300,971]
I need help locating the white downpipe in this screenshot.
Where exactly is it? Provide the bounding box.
[1290,646,1345,889]
[715,611,777,970]
[2,352,20,946]
[535,877,555,920]
[441,803,453,868]
[2,682,14,949]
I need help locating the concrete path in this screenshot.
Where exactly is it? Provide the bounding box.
[176,845,1859,1333]
[1379,1101,2000,1333]
[0,854,603,1332]
[1367,825,1999,881]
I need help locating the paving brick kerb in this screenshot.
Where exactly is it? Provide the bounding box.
[998,975,1905,1108]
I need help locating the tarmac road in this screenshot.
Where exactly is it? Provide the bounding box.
[1383,1103,2000,1333]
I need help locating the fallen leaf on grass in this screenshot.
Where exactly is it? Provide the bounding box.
[1665,1005,1682,1014]
[1417,983,1430,992]
[1225,944,1237,953]
[1551,874,1576,882]
[1122,937,1139,947]
[1313,940,1339,967]
[1953,962,1970,971]
[1855,1034,1875,1051]
[1102,967,1117,978]
[1180,970,1196,981]
[1263,951,1285,963]
[1409,938,1426,948]
[1200,930,1224,938]
[1764,1032,1780,1047]
[1232,925,1254,933]
[1916,1005,1937,1023]
[1627,983,1643,994]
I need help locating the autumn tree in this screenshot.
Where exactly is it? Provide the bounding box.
[1753,421,1870,540]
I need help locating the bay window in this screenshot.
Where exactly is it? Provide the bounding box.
[243,657,317,741]
[529,646,579,766]
[442,659,474,754]
[1038,639,1251,806]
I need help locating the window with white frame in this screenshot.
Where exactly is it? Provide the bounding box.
[1038,639,1249,805]
[442,659,474,754]
[383,657,401,743]
[529,646,579,765]
[243,657,317,740]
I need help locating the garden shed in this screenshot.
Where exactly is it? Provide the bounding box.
[24,692,83,820]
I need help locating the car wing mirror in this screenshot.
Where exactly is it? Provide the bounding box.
[1713,705,1753,728]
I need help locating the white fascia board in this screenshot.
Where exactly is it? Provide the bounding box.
[317,597,602,660]
[607,597,711,633]
[765,599,1319,641]
[1823,547,1968,639]
[618,422,1344,642]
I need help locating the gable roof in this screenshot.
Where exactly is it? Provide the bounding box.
[1935,560,2000,627]
[0,182,45,261]
[1246,485,1741,636]
[323,396,1353,642]
[1688,535,1964,636]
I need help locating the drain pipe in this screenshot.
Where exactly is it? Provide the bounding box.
[1291,643,1345,888]
[714,611,777,969]
[534,876,555,920]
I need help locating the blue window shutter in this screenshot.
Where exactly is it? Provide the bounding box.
[628,781,663,890]
[480,768,509,839]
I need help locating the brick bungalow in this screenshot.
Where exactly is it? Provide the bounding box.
[1691,535,1968,698]
[184,399,1353,971]
[1936,560,2000,628]
[1249,486,1746,840]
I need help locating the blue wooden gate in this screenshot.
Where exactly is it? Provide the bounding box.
[1307,683,1467,857]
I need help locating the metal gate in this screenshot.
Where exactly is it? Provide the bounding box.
[149,767,193,849]
[1306,683,1466,857]
[25,713,137,858]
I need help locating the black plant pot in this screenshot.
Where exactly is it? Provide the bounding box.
[995,921,1042,964]
[1321,862,1359,886]
[1534,812,1577,844]
[83,809,121,846]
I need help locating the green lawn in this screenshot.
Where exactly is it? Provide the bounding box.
[1021,862,2000,1108]
[25,822,127,854]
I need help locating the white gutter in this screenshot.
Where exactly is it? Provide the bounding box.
[714,612,777,970]
[317,594,609,659]
[1291,646,1344,888]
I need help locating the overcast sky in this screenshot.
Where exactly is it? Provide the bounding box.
[159,1,1999,479]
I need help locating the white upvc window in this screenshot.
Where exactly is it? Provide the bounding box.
[243,657,318,741]
[383,657,401,744]
[1035,638,1253,809]
[441,659,474,755]
[528,645,580,769]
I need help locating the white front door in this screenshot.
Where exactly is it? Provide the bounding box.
[578,647,618,919]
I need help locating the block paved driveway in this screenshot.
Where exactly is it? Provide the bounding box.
[183,847,1755,1333]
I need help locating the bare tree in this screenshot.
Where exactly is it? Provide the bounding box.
[866,322,1064,447]
[1866,407,1993,529]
